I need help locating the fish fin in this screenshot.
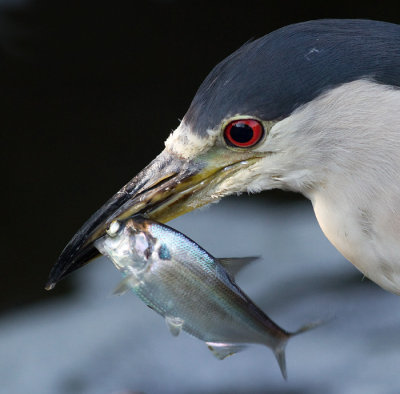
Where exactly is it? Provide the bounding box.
[272,319,325,379]
[291,319,327,336]
[273,343,288,380]
[216,256,259,277]
[112,275,139,296]
[206,342,246,360]
[165,316,184,337]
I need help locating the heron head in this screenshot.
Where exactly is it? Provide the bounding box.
[46,19,400,289]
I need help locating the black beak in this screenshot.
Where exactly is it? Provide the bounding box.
[45,150,205,289]
[46,145,262,290]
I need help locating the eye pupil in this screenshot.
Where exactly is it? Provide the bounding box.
[229,124,254,143]
[224,119,264,148]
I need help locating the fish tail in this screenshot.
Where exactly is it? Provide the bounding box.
[291,319,324,336]
[272,341,288,380]
[272,320,323,379]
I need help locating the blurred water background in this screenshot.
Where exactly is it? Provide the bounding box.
[1,196,400,394]
[2,1,400,393]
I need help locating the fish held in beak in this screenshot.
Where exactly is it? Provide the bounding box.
[45,149,258,290]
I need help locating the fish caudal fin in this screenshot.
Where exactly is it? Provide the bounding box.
[273,343,288,380]
[206,342,246,360]
[272,320,324,379]
[292,320,324,336]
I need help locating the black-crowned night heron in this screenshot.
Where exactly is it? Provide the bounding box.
[47,19,400,295]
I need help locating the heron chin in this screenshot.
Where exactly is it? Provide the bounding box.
[46,19,400,296]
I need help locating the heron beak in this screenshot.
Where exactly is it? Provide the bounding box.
[46,149,261,289]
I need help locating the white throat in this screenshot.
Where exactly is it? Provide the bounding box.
[270,80,400,294]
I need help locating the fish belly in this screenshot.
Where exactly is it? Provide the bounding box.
[133,259,271,346]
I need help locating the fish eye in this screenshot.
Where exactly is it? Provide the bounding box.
[223,119,264,148]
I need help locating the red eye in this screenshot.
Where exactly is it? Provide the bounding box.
[224,119,264,148]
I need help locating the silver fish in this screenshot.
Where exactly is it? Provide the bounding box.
[94,216,316,379]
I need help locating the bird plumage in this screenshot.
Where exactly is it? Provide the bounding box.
[266,79,400,294]
[185,19,400,135]
[48,19,400,297]
[167,19,400,294]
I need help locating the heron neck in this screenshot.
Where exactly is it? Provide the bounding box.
[282,79,400,293]
[268,79,400,197]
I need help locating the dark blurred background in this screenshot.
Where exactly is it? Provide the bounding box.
[2,0,400,311]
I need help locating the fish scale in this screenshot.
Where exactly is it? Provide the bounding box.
[94,216,318,379]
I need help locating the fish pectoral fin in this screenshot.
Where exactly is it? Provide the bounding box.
[112,274,139,296]
[206,342,246,360]
[165,316,184,337]
[216,256,259,278]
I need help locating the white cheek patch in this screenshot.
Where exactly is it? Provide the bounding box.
[164,122,219,160]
